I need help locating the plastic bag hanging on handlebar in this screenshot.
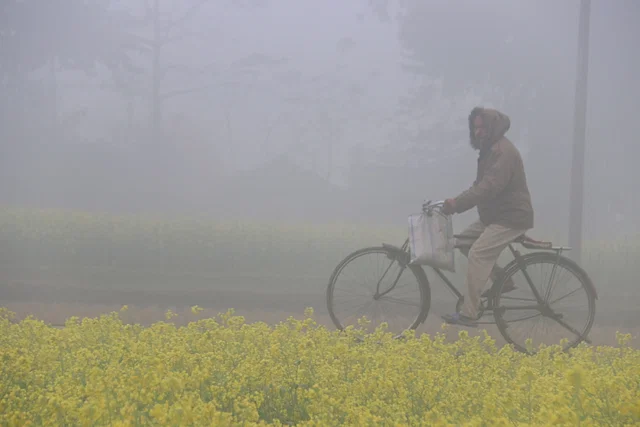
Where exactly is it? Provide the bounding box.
[408,209,455,272]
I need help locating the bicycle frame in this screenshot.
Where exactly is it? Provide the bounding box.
[375,199,596,332]
[386,234,571,316]
[327,199,596,352]
[385,237,471,306]
[404,199,575,308]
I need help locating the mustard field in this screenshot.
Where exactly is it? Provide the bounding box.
[1,307,639,426]
[1,207,638,298]
[0,207,402,292]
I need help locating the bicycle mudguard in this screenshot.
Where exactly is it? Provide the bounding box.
[382,243,411,265]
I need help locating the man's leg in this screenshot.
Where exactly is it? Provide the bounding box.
[460,224,527,320]
[455,220,486,252]
[456,221,512,292]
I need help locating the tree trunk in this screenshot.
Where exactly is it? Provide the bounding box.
[50,58,59,139]
[150,0,162,144]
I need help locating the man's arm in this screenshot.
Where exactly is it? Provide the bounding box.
[453,148,515,214]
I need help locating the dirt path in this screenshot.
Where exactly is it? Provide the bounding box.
[1,280,638,349]
[1,280,324,313]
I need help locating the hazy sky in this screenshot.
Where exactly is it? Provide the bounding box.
[6,0,640,234]
[45,0,638,177]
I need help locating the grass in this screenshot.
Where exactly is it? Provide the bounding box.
[0,207,403,293]
[0,206,638,300]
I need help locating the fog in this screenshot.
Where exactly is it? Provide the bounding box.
[1,0,638,342]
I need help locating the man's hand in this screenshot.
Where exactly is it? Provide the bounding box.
[442,198,456,215]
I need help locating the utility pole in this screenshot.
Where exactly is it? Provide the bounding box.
[568,0,591,263]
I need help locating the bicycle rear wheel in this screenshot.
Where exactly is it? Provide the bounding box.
[492,252,596,354]
[326,246,430,338]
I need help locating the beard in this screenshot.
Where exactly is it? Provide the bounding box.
[470,137,485,150]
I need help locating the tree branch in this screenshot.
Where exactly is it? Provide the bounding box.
[165,0,211,34]
[160,78,248,101]
[159,29,209,46]
[160,85,216,101]
[159,59,219,81]
[129,34,155,50]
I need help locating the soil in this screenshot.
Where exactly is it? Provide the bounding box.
[1,279,637,349]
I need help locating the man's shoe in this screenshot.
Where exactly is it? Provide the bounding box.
[481,278,517,298]
[441,312,478,327]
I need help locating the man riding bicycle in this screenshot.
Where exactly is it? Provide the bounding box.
[441,107,535,327]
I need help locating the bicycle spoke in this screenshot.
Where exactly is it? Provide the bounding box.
[499,295,538,302]
[543,264,574,304]
[493,252,595,354]
[499,304,541,311]
[543,255,560,302]
[548,287,582,305]
[502,312,542,323]
[343,300,374,325]
[327,247,426,337]
[377,296,422,307]
[546,312,589,342]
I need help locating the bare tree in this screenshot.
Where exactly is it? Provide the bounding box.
[0,0,138,140]
[122,0,219,144]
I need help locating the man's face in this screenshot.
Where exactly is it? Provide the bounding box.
[471,114,487,149]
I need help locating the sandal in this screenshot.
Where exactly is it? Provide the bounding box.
[441,312,478,327]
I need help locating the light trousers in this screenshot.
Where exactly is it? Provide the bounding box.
[456,220,527,319]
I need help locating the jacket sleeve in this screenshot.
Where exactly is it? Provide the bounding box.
[453,148,514,213]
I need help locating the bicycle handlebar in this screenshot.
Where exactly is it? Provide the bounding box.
[422,199,445,210]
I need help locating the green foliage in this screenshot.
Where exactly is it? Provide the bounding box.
[0,208,403,292]
[0,308,639,425]
[0,207,637,297]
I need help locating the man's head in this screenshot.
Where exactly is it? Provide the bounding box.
[468,107,511,151]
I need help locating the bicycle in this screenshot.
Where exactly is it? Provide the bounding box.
[326,200,598,354]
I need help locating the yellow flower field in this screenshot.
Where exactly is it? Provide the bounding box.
[1,307,638,426]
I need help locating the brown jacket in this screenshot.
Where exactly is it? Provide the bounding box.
[454,109,534,230]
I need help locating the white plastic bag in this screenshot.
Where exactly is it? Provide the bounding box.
[408,209,455,272]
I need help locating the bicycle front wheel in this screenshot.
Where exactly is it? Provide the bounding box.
[326,246,430,338]
[492,252,596,354]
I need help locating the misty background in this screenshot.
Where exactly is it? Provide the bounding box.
[1,0,639,331]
